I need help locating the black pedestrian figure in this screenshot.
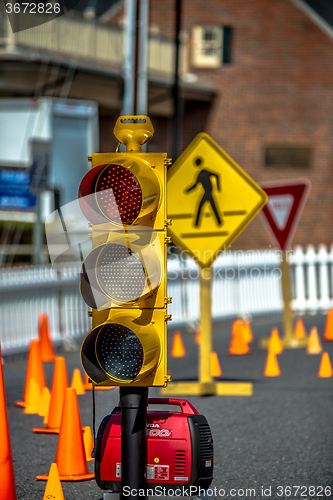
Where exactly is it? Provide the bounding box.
[186,157,222,227]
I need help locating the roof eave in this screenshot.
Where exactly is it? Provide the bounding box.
[290,0,333,41]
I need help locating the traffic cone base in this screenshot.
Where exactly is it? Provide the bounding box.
[33,427,60,434]
[14,401,25,408]
[226,348,253,356]
[37,388,94,481]
[37,472,95,481]
[42,463,65,500]
[318,352,333,378]
[93,385,116,390]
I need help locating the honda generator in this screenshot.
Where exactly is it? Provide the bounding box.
[95,398,213,492]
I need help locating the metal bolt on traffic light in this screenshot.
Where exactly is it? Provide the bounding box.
[79,116,172,388]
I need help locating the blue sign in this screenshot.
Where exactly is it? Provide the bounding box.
[0,168,36,211]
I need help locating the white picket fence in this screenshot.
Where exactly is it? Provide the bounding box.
[0,244,332,353]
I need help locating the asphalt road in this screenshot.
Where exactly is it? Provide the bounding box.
[2,313,333,500]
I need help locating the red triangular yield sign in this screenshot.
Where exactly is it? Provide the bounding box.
[260,180,310,250]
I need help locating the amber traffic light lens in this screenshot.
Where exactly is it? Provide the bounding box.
[96,324,144,381]
[96,243,145,302]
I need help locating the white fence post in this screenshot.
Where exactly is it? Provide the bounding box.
[318,244,331,311]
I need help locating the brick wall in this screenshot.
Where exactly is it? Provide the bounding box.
[149,0,333,250]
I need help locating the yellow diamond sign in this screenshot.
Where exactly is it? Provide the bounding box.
[167,133,268,268]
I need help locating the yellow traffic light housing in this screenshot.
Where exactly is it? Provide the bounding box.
[79,116,171,387]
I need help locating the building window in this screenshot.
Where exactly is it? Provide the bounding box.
[264,146,312,168]
[192,26,232,68]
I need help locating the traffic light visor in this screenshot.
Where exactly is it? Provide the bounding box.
[81,310,161,385]
[78,157,161,227]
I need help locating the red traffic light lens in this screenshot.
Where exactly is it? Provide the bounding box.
[78,163,142,225]
[96,164,142,224]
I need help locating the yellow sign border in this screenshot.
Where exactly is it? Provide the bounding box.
[167,133,268,268]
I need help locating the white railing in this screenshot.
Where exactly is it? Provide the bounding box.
[1,244,333,353]
[0,262,90,354]
[1,12,176,78]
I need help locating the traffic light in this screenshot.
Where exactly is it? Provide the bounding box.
[79,116,171,387]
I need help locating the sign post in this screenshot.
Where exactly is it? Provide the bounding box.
[199,267,214,393]
[280,252,295,346]
[163,132,267,396]
[260,180,310,348]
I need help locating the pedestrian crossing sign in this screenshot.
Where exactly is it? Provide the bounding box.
[167,133,268,268]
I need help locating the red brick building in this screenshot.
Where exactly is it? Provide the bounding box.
[142,0,333,249]
[1,0,332,255]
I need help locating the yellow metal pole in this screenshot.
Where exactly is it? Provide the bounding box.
[281,251,294,346]
[280,251,307,348]
[161,265,253,396]
[199,267,215,394]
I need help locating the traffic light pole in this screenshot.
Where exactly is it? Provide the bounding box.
[120,387,148,500]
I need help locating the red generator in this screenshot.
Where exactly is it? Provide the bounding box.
[95,398,213,492]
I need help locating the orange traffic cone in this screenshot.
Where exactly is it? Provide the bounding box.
[36,388,94,481]
[323,308,333,341]
[83,372,92,391]
[24,378,42,414]
[307,327,322,354]
[264,350,280,377]
[171,331,186,357]
[227,320,250,355]
[268,328,283,354]
[294,317,307,339]
[14,339,46,408]
[0,345,17,500]
[71,368,85,395]
[318,352,333,378]
[38,313,55,362]
[194,322,201,345]
[42,463,65,500]
[83,426,95,461]
[210,352,222,377]
[38,387,51,420]
[33,356,69,433]
[242,318,254,344]
[82,371,115,391]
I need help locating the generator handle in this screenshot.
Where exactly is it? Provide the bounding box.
[148,398,199,415]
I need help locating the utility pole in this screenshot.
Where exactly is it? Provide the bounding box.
[122,0,137,115]
[120,5,150,498]
[172,0,182,161]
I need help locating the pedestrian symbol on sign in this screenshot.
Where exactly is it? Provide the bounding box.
[185,157,223,227]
